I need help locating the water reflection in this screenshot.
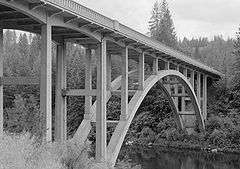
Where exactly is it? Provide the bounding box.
[119,146,240,169]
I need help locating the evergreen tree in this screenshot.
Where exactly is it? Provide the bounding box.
[189,37,208,60]
[18,33,30,76]
[29,35,41,76]
[149,0,177,49]
[234,28,240,72]
[3,30,18,76]
[149,1,161,38]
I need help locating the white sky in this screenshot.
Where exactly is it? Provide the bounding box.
[75,0,240,40]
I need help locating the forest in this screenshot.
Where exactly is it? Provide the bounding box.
[1,0,240,169]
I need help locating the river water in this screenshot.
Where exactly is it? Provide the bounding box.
[118,146,240,169]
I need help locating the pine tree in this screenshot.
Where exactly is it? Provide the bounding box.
[149,1,161,38]
[29,35,41,76]
[234,28,240,72]
[3,30,18,76]
[149,0,177,49]
[18,33,30,76]
[190,37,208,60]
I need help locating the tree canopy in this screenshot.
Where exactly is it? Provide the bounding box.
[149,0,177,49]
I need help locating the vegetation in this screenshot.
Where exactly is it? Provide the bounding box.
[149,0,178,49]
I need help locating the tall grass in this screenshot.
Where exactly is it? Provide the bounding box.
[0,133,93,169]
[0,133,140,169]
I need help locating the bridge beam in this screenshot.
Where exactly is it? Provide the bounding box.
[40,23,52,142]
[84,48,92,120]
[203,75,208,120]
[190,70,194,89]
[197,72,201,106]
[96,39,107,162]
[138,52,145,90]
[174,65,180,111]
[153,57,158,75]
[120,47,129,120]
[0,27,3,137]
[107,53,112,90]
[164,61,170,92]
[182,67,187,112]
[55,40,67,142]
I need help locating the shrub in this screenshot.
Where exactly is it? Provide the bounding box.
[206,116,223,132]
[227,126,240,145]
[156,117,176,133]
[164,128,186,141]
[4,95,44,140]
[115,159,141,169]
[139,127,156,143]
[208,129,228,146]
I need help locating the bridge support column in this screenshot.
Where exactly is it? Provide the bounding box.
[138,52,145,90]
[96,39,107,162]
[84,48,92,120]
[182,68,187,112]
[120,47,128,120]
[107,53,111,90]
[203,75,207,120]
[40,23,52,142]
[174,65,180,111]
[197,72,201,106]
[0,28,3,137]
[190,70,194,89]
[153,58,158,75]
[164,61,170,92]
[55,40,67,142]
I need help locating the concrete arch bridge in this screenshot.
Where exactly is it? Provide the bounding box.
[0,0,222,167]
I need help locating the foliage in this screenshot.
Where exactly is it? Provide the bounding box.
[115,159,141,169]
[0,133,66,169]
[233,27,240,72]
[149,0,177,49]
[208,129,228,146]
[4,94,44,140]
[179,36,235,84]
[0,133,141,169]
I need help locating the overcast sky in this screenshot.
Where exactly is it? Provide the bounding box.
[75,0,240,40]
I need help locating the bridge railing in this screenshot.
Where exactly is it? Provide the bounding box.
[44,0,222,78]
[45,0,114,28]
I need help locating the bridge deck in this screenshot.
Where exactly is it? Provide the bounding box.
[0,0,222,79]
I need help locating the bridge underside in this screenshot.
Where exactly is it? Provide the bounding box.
[0,0,221,167]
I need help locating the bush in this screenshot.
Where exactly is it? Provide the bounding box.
[227,126,240,145]
[206,116,223,132]
[115,159,141,169]
[208,129,228,146]
[156,117,176,133]
[138,127,156,143]
[4,95,44,140]
[206,115,235,133]
[164,128,186,141]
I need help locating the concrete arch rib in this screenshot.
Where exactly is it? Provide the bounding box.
[107,70,205,167]
[157,82,184,130]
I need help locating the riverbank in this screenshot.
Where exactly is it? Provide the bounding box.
[128,138,240,155]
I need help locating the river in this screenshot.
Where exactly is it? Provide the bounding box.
[118,145,240,169]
